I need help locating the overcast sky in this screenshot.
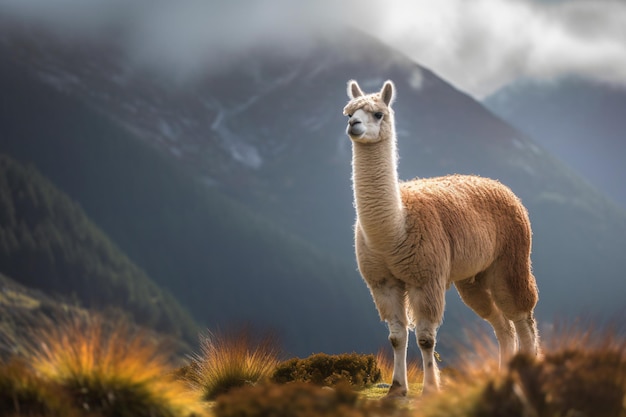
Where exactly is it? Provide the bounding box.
[1,0,625,98]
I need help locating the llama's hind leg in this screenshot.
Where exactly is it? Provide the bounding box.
[455,277,516,368]
[489,313,516,366]
[491,270,540,356]
[369,279,409,397]
[513,312,539,356]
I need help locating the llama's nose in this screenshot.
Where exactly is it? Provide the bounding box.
[347,118,366,136]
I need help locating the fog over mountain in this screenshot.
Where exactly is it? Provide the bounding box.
[1,0,625,97]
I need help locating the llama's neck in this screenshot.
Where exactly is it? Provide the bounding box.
[351,133,406,248]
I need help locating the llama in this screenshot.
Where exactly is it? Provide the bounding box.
[343,79,539,397]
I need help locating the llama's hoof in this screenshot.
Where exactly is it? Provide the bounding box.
[384,381,407,398]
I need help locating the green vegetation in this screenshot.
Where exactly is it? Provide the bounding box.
[272,352,381,389]
[0,154,198,344]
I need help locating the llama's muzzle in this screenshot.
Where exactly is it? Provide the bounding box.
[347,119,365,136]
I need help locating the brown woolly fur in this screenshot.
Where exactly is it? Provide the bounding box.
[23,314,205,417]
[184,328,280,400]
[344,79,539,396]
[214,381,411,417]
[271,352,381,388]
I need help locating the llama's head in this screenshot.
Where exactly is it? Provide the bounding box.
[343,80,395,144]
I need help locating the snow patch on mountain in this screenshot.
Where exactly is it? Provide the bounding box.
[205,98,263,169]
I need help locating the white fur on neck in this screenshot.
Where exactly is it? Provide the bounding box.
[351,129,406,251]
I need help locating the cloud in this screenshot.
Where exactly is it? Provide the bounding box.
[360,0,626,97]
[1,0,625,97]
[0,0,331,78]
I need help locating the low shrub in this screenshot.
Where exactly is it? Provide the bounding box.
[272,352,381,388]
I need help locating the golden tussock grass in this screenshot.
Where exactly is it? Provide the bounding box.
[0,357,79,417]
[183,327,281,400]
[24,314,206,417]
[3,309,624,416]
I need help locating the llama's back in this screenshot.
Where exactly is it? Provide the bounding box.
[399,174,533,283]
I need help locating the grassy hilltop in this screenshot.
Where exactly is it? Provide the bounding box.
[1,315,623,417]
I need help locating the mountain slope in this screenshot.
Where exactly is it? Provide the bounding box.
[0,58,379,356]
[484,78,626,208]
[0,153,199,344]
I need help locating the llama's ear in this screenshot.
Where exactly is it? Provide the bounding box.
[347,80,364,99]
[381,80,395,106]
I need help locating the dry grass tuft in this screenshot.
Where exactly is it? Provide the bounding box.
[184,328,281,400]
[25,314,205,417]
[0,358,79,417]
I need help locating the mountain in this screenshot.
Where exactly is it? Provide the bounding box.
[0,53,378,357]
[484,78,626,208]
[0,153,199,346]
[1,23,625,357]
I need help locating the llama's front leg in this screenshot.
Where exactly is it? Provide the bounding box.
[409,286,445,394]
[415,318,440,393]
[369,280,409,397]
[387,317,409,397]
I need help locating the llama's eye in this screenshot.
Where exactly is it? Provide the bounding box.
[374,112,383,120]
[347,113,353,118]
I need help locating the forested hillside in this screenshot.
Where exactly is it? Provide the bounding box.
[0,154,198,344]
